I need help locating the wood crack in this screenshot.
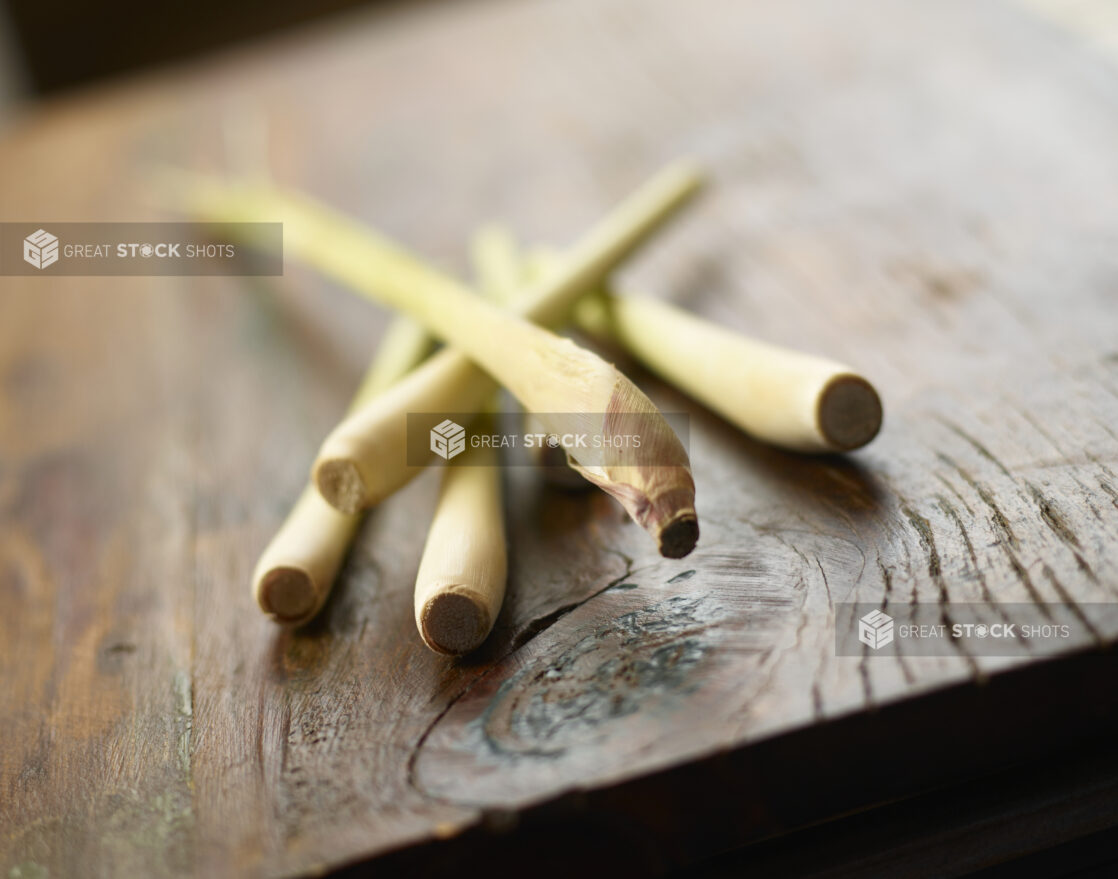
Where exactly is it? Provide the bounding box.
[404,558,637,803]
[901,505,981,676]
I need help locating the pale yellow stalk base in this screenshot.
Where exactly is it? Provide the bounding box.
[253,487,362,623]
[312,348,495,513]
[251,316,431,624]
[577,293,882,452]
[414,434,506,655]
[410,250,519,656]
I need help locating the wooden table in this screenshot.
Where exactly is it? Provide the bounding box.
[3,0,1118,875]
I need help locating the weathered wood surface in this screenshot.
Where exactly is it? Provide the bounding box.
[2,0,1118,875]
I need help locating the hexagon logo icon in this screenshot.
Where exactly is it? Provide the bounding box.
[430,419,466,460]
[858,609,894,649]
[23,229,59,269]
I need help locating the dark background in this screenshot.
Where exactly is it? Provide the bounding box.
[0,0,389,96]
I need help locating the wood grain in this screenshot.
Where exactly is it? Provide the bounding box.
[2,0,1118,875]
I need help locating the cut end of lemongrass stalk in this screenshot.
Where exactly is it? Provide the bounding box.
[315,351,500,514]
[563,375,699,558]
[816,373,883,451]
[258,566,320,623]
[599,480,699,558]
[583,475,699,558]
[251,486,364,626]
[419,589,492,655]
[655,506,701,559]
[414,429,506,655]
[313,456,369,515]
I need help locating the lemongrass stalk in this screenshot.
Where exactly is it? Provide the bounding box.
[411,247,511,655]
[252,316,432,624]
[583,296,882,451]
[170,165,703,558]
[413,414,506,655]
[516,246,883,453]
[471,224,523,309]
[471,226,588,489]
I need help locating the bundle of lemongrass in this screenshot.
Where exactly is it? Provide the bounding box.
[163,161,881,655]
